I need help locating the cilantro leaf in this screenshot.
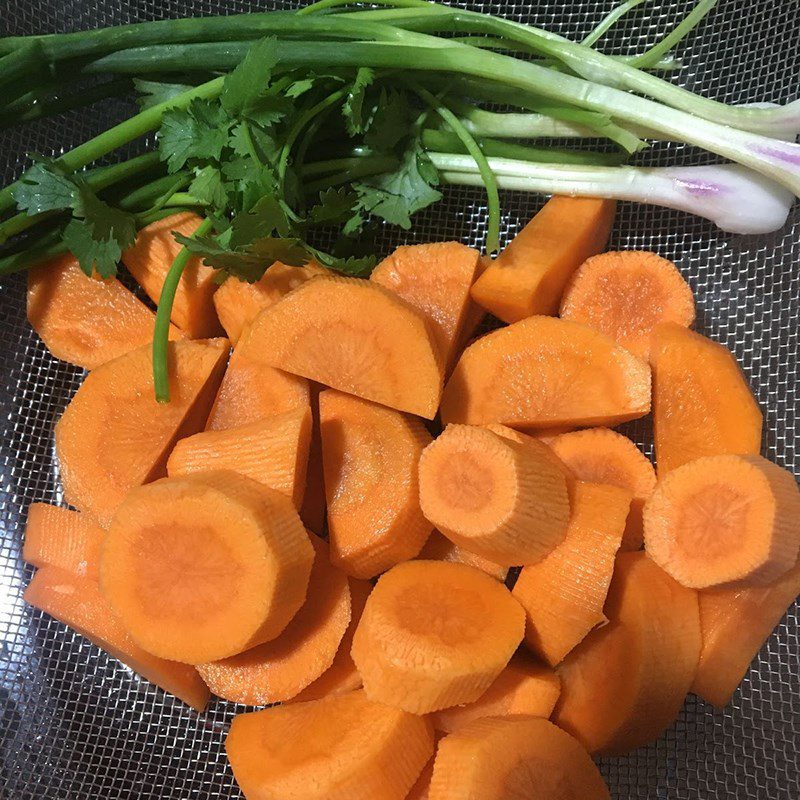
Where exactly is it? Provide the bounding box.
[342,68,374,136]
[364,89,413,152]
[229,195,291,248]
[311,248,375,277]
[307,187,358,226]
[134,79,194,111]
[285,77,315,99]
[158,99,231,173]
[229,122,280,164]
[189,165,228,211]
[246,95,293,128]
[12,163,75,214]
[221,37,280,118]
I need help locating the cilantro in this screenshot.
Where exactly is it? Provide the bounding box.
[342,68,374,136]
[134,79,195,111]
[364,89,414,152]
[285,78,315,99]
[158,99,231,173]
[307,187,358,226]
[12,163,75,214]
[229,195,291,247]
[221,38,280,118]
[189,166,228,210]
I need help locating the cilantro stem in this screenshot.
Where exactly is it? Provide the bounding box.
[116,173,191,211]
[297,0,433,15]
[162,192,207,208]
[581,0,647,47]
[0,43,49,104]
[302,155,399,193]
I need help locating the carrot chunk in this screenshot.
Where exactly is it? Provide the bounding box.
[101,471,314,664]
[407,756,435,800]
[453,255,491,361]
[643,454,800,588]
[418,530,507,582]
[351,560,525,714]
[299,382,327,534]
[441,316,651,428]
[320,389,432,578]
[226,689,434,800]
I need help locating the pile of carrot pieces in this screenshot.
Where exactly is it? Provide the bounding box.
[21,194,800,800]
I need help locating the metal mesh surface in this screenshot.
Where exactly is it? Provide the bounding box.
[0,1,798,798]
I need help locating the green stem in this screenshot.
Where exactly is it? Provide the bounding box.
[0,42,51,104]
[582,0,647,46]
[115,173,190,210]
[297,0,433,15]
[162,192,207,208]
[303,155,400,192]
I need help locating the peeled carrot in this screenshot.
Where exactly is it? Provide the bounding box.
[513,482,630,666]
[245,276,444,418]
[101,471,314,664]
[226,689,434,800]
[55,338,228,527]
[651,323,762,474]
[560,251,695,360]
[470,196,616,323]
[441,316,651,428]
[643,454,800,588]
[121,211,223,338]
[25,566,209,710]
[554,552,700,755]
[320,389,433,578]
[418,424,570,566]
[351,560,525,714]
[453,255,491,361]
[299,382,327,534]
[168,406,312,509]
[407,756,435,800]
[418,530,507,582]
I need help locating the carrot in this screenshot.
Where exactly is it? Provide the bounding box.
[651,323,762,475]
[245,276,444,418]
[168,406,312,509]
[371,242,480,368]
[320,389,433,578]
[299,382,326,534]
[554,552,700,755]
[197,536,350,705]
[692,560,800,707]
[101,471,314,664]
[418,530,507,582]
[55,338,228,527]
[351,560,525,714]
[560,251,695,360]
[25,566,209,710]
[418,424,570,566]
[121,211,223,338]
[513,482,630,666]
[441,316,651,428]
[470,196,616,323]
[453,255,491,361]
[27,254,182,370]
[226,689,434,800]
[549,428,656,550]
[428,716,611,800]
[407,756,435,800]
[643,454,800,588]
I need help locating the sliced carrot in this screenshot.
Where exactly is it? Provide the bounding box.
[168,406,312,509]
[453,255,491,361]
[25,566,209,710]
[245,276,444,418]
[418,530,507,582]
[549,428,656,550]
[429,716,611,800]
[407,756,435,800]
[470,196,616,323]
[692,560,800,707]
[513,482,630,666]
[651,323,762,475]
[226,689,434,800]
[101,471,314,664]
[560,251,695,360]
[351,560,525,714]
[643,454,800,588]
[418,424,570,566]
[55,338,228,527]
[299,382,327,534]
[320,389,432,578]
[441,316,651,428]
[554,552,700,755]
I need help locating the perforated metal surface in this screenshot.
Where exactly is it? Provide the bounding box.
[0,1,797,798]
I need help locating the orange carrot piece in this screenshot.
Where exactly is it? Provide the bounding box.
[226,689,434,800]
[643,454,800,588]
[554,552,700,755]
[513,482,630,666]
[25,566,209,710]
[418,530,507,582]
[651,323,762,475]
[101,471,314,664]
[320,389,433,578]
[441,316,651,428]
[470,196,616,323]
[299,383,326,534]
[351,560,525,714]
[453,255,491,361]
[407,756,435,800]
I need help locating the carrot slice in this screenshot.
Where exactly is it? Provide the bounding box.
[168,406,312,509]
[651,323,762,474]
[418,424,570,566]
[299,383,326,534]
[418,530,507,582]
[549,428,656,550]
[513,482,630,666]
[470,196,616,323]
[407,756,435,800]
[351,560,525,713]
[101,471,314,664]
[692,561,800,707]
[245,276,444,418]
[554,552,700,755]
[371,242,480,368]
[226,689,434,800]
[560,251,695,360]
[197,537,350,704]
[25,566,209,710]
[453,255,491,361]
[55,338,228,527]
[429,716,611,800]
[441,316,651,428]
[320,389,433,578]
[643,454,800,588]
